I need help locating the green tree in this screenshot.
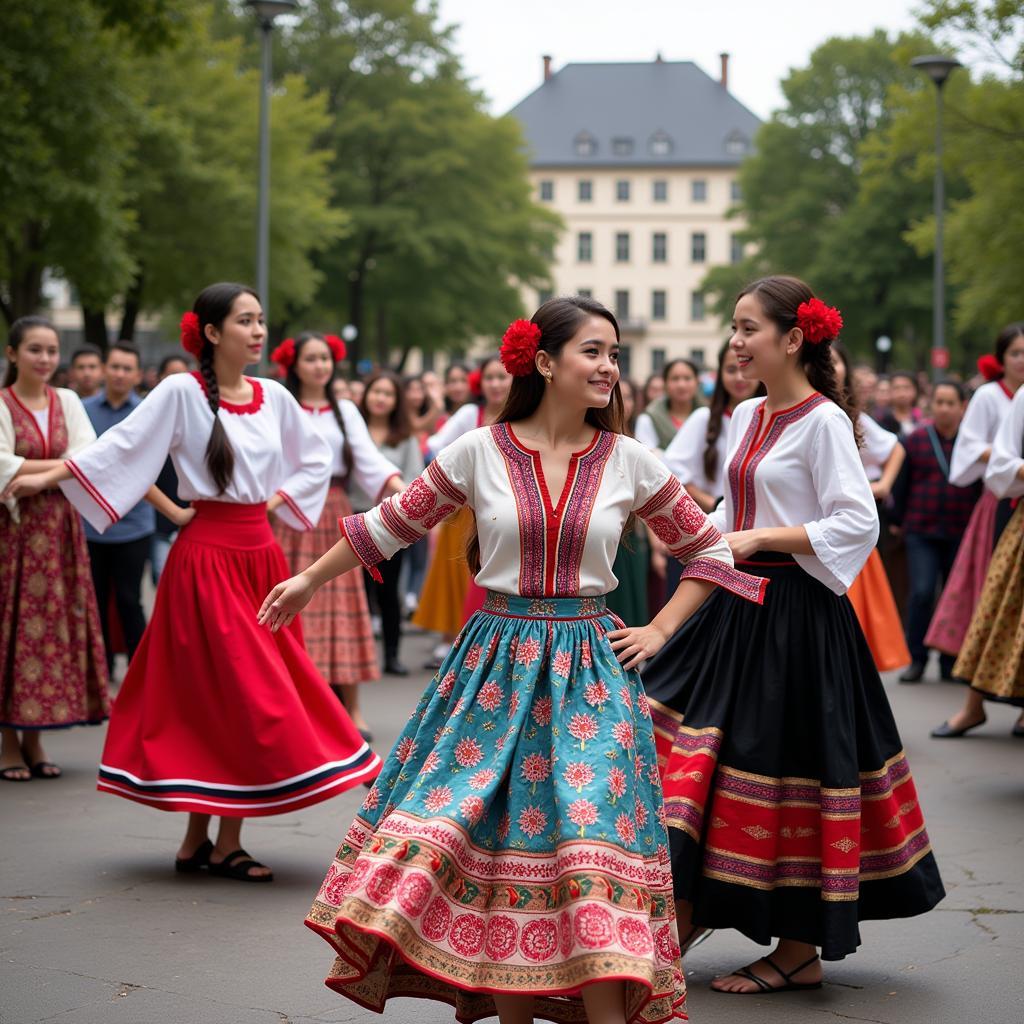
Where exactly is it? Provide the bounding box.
[702,30,941,366]
[285,0,560,365]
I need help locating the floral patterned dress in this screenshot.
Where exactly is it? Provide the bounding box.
[305,423,765,1024]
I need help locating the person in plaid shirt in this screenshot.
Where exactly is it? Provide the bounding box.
[891,380,980,682]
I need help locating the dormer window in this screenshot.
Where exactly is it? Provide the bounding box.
[574,131,598,157]
[612,137,634,156]
[649,131,673,156]
[725,130,749,156]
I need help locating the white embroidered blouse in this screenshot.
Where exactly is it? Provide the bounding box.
[984,384,1024,498]
[857,412,899,481]
[59,372,331,533]
[709,394,879,595]
[298,399,401,502]
[342,422,766,604]
[664,406,731,498]
[426,402,484,457]
[949,380,1014,488]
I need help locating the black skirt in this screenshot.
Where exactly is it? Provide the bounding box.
[642,553,944,960]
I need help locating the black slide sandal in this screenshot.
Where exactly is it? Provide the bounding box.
[713,954,822,995]
[174,838,213,873]
[208,848,274,883]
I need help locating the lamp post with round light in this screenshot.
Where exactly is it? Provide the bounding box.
[911,54,962,379]
[244,0,297,329]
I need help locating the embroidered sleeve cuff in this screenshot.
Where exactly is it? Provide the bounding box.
[276,489,315,531]
[340,513,386,583]
[678,557,768,605]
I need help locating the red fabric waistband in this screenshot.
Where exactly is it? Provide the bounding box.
[183,501,274,549]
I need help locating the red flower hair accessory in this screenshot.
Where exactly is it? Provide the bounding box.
[467,368,482,396]
[977,354,1003,382]
[795,298,843,345]
[180,312,203,358]
[323,334,347,363]
[271,337,296,370]
[500,318,542,376]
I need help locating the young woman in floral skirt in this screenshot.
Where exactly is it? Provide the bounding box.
[261,296,766,1024]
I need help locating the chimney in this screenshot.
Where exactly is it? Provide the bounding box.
[719,52,729,89]
[543,55,553,82]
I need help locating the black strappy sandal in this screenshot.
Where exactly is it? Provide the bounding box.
[679,926,713,956]
[208,848,274,883]
[712,954,822,995]
[28,760,62,779]
[174,838,213,874]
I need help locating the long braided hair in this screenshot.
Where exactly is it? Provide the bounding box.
[282,333,353,482]
[192,283,256,493]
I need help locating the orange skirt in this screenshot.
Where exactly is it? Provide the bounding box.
[410,507,472,636]
[847,550,911,672]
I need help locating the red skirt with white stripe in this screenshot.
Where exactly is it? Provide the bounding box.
[97,501,381,816]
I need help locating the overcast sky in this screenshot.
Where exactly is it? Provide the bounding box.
[434,0,922,120]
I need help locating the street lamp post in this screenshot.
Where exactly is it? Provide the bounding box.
[911,54,962,380]
[244,0,297,326]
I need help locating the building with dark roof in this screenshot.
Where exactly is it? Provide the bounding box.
[509,56,762,378]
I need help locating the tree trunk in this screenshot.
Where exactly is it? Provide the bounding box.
[395,344,413,372]
[375,305,389,367]
[347,271,364,368]
[3,227,46,324]
[118,273,144,341]
[82,306,110,352]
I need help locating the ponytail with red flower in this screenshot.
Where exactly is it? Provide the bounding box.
[795,298,843,345]
[180,312,203,358]
[500,318,542,376]
[323,334,347,363]
[977,354,1003,382]
[271,337,297,371]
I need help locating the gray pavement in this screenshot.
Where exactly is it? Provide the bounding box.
[3,630,1023,1024]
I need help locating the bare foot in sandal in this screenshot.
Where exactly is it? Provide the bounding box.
[711,940,822,994]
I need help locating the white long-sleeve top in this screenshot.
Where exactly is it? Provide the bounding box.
[983,385,1024,498]
[342,423,768,604]
[299,400,401,502]
[664,406,731,498]
[949,380,1014,487]
[60,372,331,533]
[709,394,879,594]
[426,402,484,457]
[1,387,97,523]
[858,412,899,481]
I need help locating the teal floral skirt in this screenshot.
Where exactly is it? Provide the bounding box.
[306,593,686,1024]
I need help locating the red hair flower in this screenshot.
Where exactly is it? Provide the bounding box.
[500,318,542,376]
[795,298,843,345]
[977,354,1003,382]
[180,312,203,358]
[324,334,347,363]
[467,368,482,396]
[271,337,296,370]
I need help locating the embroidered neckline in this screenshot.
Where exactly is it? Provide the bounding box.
[998,380,1015,400]
[4,385,56,457]
[190,371,264,414]
[299,401,332,414]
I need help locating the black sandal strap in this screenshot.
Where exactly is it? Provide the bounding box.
[782,954,821,982]
[732,966,775,993]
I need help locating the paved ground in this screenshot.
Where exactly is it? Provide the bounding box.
[2,629,1023,1024]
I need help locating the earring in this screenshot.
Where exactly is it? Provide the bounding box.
[545,372,553,383]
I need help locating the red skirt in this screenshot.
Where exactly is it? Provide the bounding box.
[274,483,379,685]
[97,501,381,816]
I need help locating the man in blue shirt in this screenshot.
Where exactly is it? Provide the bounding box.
[83,343,155,673]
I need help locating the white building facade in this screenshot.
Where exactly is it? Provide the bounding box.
[510,57,760,380]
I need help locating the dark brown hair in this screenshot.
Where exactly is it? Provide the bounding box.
[3,316,58,388]
[738,275,862,446]
[281,332,353,482]
[466,296,626,572]
[702,340,765,483]
[995,322,1024,365]
[360,369,413,447]
[192,282,255,493]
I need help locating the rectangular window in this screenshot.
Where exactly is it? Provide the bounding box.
[691,232,706,263]
[615,290,630,322]
[731,180,743,202]
[577,231,593,262]
[616,179,631,202]
[651,290,667,321]
[618,344,632,379]
[578,179,593,202]
[689,347,706,370]
[576,288,592,298]
[652,232,667,263]
[691,291,706,322]
[730,233,744,265]
[539,180,554,201]
[537,288,554,306]
[651,348,667,374]
[615,232,631,263]
[653,179,668,202]
[692,179,708,202]
[612,137,634,156]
